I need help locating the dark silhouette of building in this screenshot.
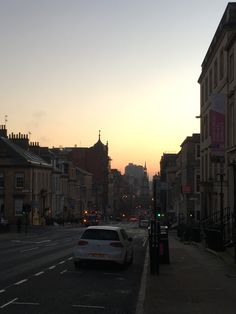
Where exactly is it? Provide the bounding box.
[67,131,110,216]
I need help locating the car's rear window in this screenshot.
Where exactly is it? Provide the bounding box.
[81,229,120,241]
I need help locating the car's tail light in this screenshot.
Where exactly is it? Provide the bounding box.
[110,242,123,248]
[78,240,88,246]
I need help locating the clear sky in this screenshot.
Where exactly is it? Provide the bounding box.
[0,0,230,177]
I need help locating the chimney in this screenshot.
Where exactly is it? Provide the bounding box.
[9,132,29,150]
[0,125,7,138]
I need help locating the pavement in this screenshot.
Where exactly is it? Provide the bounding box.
[142,231,236,314]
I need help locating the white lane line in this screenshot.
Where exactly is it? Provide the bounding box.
[21,247,39,253]
[59,260,65,264]
[0,298,18,308]
[135,244,149,314]
[14,279,28,285]
[142,237,148,247]
[0,289,5,293]
[13,301,40,306]
[48,265,56,270]
[68,257,73,260]
[34,271,44,277]
[36,240,51,244]
[72,304,105,309]
[60,269,67,274]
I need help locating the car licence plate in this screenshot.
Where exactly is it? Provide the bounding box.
[89,253,106,257]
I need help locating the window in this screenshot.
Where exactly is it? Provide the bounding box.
[204,114,208,139]
[209,69,213,94]
[195,144,200,159]
[195,174,200,193]
[15,173,24,188]
[0,173,4,188]
[201,83,204,106]
[201,119,204,141]
[220,49,224,80]
[205,76,208,101]
[214,59,218,87]
[205,154,208,180]
[81,229,119,241]
[229,102,235,146]
[201,156,204,180]
[0,199,4,216]
[229,52,234,82]
[15,198,23,215]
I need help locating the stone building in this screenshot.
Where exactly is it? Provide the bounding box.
[0,129,52,224]
[66,132,110,217]
[176,134,200,224]
[159,153,178,221]
[198,3,236,245]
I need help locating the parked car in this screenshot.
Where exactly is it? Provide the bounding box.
[129,217,138,222]
[73,226,134,268]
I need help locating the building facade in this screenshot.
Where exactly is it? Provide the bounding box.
[198,3,236,244]
[176,134,200,224]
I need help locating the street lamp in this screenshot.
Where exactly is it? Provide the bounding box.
[216,172,225,250]
[229,160,236,263]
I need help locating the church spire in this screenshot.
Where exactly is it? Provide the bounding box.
[98,130,101,141]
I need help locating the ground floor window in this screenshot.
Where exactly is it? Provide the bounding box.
[0,199,4,217]
[15,198,23,216]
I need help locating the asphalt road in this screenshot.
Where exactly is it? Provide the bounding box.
[0,222,148,314]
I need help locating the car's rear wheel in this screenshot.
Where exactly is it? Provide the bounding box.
[74,260,81,269]
[119,253,128,270]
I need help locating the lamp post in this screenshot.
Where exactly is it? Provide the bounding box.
[217,172,225,250]
[229,161,236,263]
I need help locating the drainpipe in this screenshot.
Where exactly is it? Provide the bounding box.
[233,163,236,263]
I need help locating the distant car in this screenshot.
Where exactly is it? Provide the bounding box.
[73,226,134,268]
[129,217,138,222]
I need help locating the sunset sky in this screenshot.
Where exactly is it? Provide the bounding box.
[0,0,230,177]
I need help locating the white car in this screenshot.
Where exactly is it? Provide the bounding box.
[73,226,134,268]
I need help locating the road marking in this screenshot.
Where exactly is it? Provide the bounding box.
[0,298,18,308]
[68,257,73,260]
[72,304,105,309]
[21,247,39,253]
[135,243,149,314]
[34,271,44,277]
[14,279,28,285]
[13,301,40,306]
[48,265,56,270]
[36,240,51,244]
[60,269,67,274]
[142,237,148,247]
[0,290,5,293]
[59,260,65,264]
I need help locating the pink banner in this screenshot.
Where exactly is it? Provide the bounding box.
[210,94,226,157]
